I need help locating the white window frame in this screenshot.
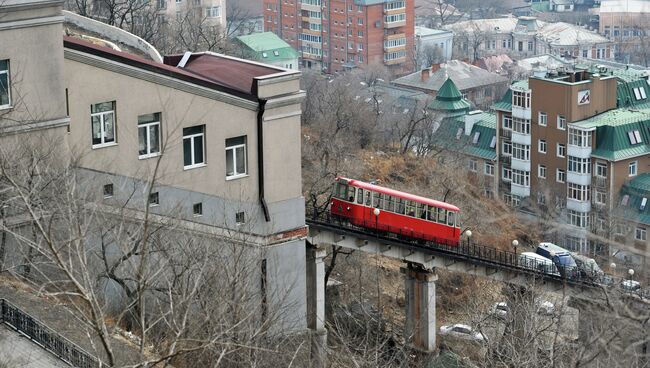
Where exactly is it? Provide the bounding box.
[502,140,512,156]
[502,115,513,130]
[484,162,494,176]
[557,143,566,158]
[594,189,606,204]
[538,111,547,126]
[0,59,11,109]
[629,161,638,177]
[469,159,478,172]
[557,115,566,130]
[91,101,117,148]
[138,113,161,159]
[538,139,546,154]
[183,125,206,170]
[502,167,512,181]
[635,226,647,241]
[596,162,607,178]
[205,6,220,17]
[226,136,248,180]
[557,169,566,183]
[538,164,546,179]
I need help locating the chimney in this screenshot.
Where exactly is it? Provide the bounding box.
[421,68,431,82]
[465,110,483,136]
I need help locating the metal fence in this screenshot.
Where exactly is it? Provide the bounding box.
[0,298,101,368]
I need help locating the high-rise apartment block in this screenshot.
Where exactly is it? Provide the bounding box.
[263,0,414,74]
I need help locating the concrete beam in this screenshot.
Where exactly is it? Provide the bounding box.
[306,244,328,368]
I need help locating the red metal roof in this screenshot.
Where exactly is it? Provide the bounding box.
[166,53,282,95]
[338,177,460,212]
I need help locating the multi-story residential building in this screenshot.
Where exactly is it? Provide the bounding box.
[263,0,415,74]
[1,0,306,332]
[157,0,226,27]
[444,16,614,61]
[392,60,509,109]
[592,0,650,64]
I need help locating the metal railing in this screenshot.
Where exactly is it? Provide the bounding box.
[0,298,101,368]
[306,207,619,287]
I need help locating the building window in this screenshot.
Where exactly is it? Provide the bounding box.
[557,115,566,130]
[226,136,247,179]
[633,86,647,100]
[103,184,114,198]
[512,90,530,108]
[635,227,646,241]
[384,13,405,23]
[205,6,220,17]
[484,162,494,176]
[567,209,589,228]
[91,101,116,147]
[627,130,643,145]
[193,202,203,217]
[502,167,512,181]
[236,211,246,224]
[629,161,638,176]
[538,165,546,179]
[538,112,547,126]
[538,139,546,154]
[183,125,205,169]
[502,141,512,156]
[527,41,533,51]
[513,118,530,134]
[502,115,513,130]
[557,169,566,183]
[512,169,530,187]
[0,59,10,108]
[384,1,405,10]
[469,159,478,172]
[594,189,606,204]
[568,156,590,174]
[568,128,591,147]
[568,183,591,202]
[358,30,363,37]
[149,192,159,207]
[357,18,363,25]
[138,113,161,158]
[512,143,530,161]
[596,162,607,177]
[557,143,566,158]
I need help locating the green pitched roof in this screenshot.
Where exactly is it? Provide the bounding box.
[430,112,497,160]
[428,78,471,113]
[619,174,650,225]
[572,109,650,161]
[493,87,512,111]
[236,32,299,62]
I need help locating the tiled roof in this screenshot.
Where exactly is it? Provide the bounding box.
[236,32,299,63]
[392,60,508,92]
[430,113,497,160]
[572,109,650,161]
[618,174,650,225]
[536,22,610,46]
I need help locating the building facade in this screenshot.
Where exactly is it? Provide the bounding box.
[444,16,614,62]
[263,0,415,74]
[414,26,453,69]
[1,0,307,332]
[593,0,650,64]
[157,0,226,27]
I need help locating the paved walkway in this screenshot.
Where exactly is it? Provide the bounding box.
[0,324,70,368]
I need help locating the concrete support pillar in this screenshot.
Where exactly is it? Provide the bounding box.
[306,244,328,368]
[402,264,438,352]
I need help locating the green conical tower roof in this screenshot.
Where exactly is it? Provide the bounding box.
[428,77,470,114]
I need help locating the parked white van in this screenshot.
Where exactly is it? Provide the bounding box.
[519,252,561,276]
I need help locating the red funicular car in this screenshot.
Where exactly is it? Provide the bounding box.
[330,177,461,245]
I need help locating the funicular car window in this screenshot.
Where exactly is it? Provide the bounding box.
[347,186,356,202]
[416,203,426,219]
[357,188,364,204]
[427,206,436,221]
[447,211,455,226]
[373,192,382,208]
[336,182,348,199]
[395,197,405,214]
[406,200,416,216]
[438,208,447,224]
[364,190,372,206]
[384,195,395,212]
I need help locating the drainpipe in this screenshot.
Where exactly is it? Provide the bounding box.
[257,98,271,222]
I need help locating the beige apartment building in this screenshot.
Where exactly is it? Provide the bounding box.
[1,0,307,331]
[593,0,650,64]
[156,0,226,27]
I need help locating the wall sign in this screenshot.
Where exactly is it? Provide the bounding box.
[578,90,590,105]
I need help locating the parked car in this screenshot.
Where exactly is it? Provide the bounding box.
[571,252,604,280]
[439,324,487,343]
[536,242,578,278]
[620,280,641,293]
[519,252,561,276]
[490,302,509,319]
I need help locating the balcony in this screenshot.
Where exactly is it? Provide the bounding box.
[499,155,511,165]
[511,157,531,172]
[499,129,512,139]
[511,183,530,198]
[567,144,592,159]
[384,56,406,65]
[300,2,321,12]
[567,171,591,186]
[512,106,531,119]
[301,16,321,24]
[384,14,406,28]
[567,198,591,213]
[511,131,531,145]
[500,180,511,192]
